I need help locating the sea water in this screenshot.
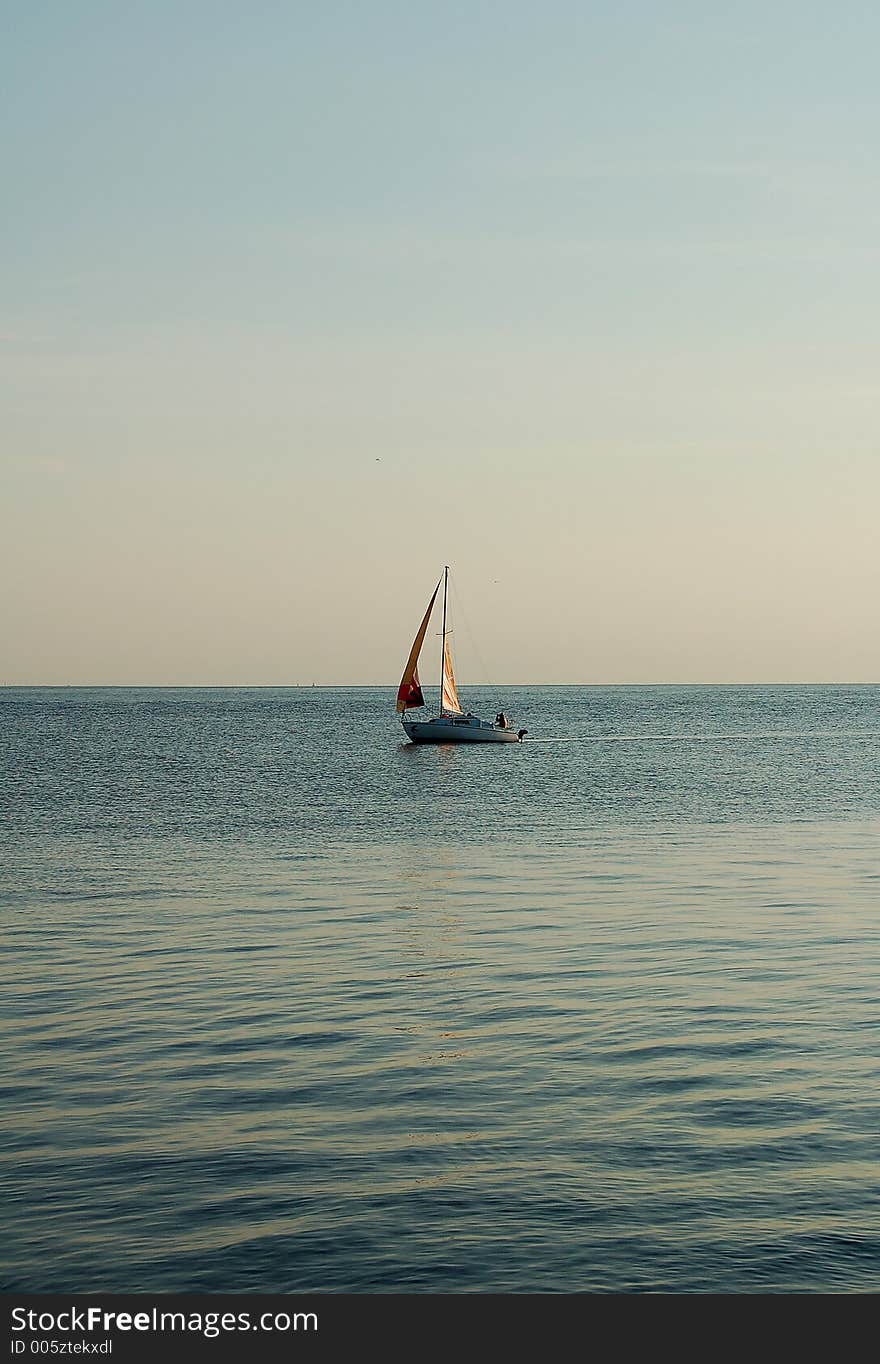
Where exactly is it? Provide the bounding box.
[2,684,880,1293]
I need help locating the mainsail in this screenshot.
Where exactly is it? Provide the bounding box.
[396,581,440,712]
[441,635,461,714]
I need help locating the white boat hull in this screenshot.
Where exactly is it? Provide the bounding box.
[402,715,524,744]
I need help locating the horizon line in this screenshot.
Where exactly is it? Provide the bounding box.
[3,681,879,690]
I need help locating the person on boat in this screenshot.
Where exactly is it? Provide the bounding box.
[495,711,509,729]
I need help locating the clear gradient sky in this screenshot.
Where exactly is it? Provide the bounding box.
[3,1,879,685]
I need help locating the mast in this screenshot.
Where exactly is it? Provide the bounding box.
[440,565,449,715]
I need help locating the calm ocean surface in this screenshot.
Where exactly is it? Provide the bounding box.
[3,684,880,1293]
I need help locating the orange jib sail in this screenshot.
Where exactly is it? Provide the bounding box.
[396,581,440,713]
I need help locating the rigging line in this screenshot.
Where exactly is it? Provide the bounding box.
[448,573,503,704]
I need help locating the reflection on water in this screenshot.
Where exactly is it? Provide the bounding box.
[3,687,880,1291]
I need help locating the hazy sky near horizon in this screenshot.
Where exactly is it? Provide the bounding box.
[3,1,879,685]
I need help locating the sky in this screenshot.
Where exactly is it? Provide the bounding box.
[2,1,879,685]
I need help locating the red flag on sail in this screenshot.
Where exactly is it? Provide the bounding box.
[397,667,425,712]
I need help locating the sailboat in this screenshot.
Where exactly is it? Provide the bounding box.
[396,567,526,744]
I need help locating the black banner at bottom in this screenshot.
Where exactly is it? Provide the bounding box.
[1,1292,739,1360]
[4,1292,841,1360]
